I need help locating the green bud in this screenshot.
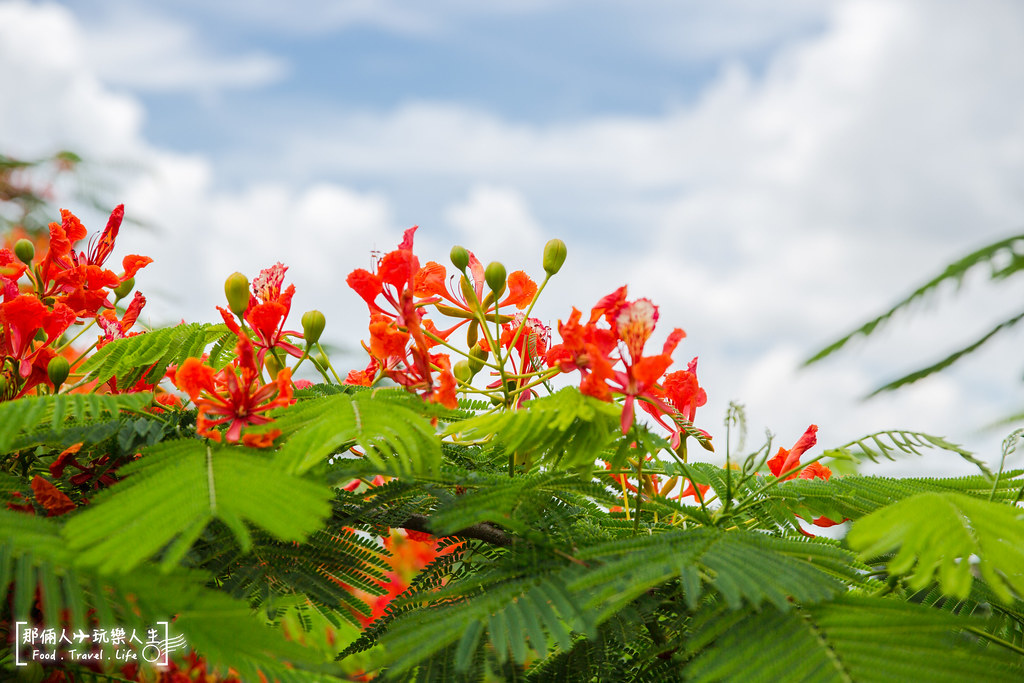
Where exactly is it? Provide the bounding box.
[224,272,250,317]
[113,277,134,300]
[484,261,507,294]
[450,245,470,272]
[468,343,488,374]
[13,238,34,264]
[453,360,473,384]
[543,238,567,276]
[466,320,479,348]
[47,356,70,389]
[301,310,326,346]
[265,353,284,378]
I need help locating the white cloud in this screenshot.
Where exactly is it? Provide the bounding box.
[443,185,546,268]
[80,14,288,93]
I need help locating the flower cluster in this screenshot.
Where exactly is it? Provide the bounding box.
[171,263,317,446]
[346,227,463,408]
[1,205,151,400]
[546,285,708,448]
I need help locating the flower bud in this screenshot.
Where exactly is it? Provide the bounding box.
[453,360,473,384]
[466,321,479,348]
[113,277,134,300]
[301,310,326,346]
[224,272,250,317]
[484,262,506,294]
[47,356,70,389]
[13,239,34,264]
[450,245,470,272]
[264,353,284,378]
[543,238,567,276]
[468,343,488,374]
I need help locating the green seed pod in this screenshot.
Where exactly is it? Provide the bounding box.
[47,356,70,389]
[224,272,250,317]
[453,360,473,384]
[543,238,567,276]
[13,238,35,264]
[113,277,135,300]
[459,275,480,309]
[450,245,470,272]
[468,343,488,374]
[301,310,326,346]
[484,261,507,294]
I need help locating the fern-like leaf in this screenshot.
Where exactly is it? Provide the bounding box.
[78,322,234,389]
[805,233,1024,366]
[61,439,332,573]
[444,387,621,472]
[847,491,1024,603]
[0,392,154,452]
[685,595,1023,683]
[823,430,992,477]
[272,390,442,477]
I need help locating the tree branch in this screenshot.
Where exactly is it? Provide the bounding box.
[399,514,513,547]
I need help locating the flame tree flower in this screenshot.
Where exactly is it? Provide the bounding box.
[346,227,457,409]
[173,333,294,445]
[36,206,152,317]
[546,285,703,446]
[218,262,305,367]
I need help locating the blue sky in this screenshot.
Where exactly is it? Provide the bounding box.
[3,0,1024,473]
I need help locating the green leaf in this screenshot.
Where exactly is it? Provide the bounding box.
[686,595,1023,683]
[444,387,621,472]
[0,392,154,452]
[62,439,332,573]
[569,528,861,618]
[805,233,1024,366]
[273,390,442,476]
[848,492,1024,602]
[78,322,234,389]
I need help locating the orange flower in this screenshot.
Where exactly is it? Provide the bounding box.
[767,425,821,480]
[219,263,304,366]
[31,475,76,516]
[346,228,457,409]
[173,335,294,444]
[547,286,691,438]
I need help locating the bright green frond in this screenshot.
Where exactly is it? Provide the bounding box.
[444,387,621,472]
[686,595,1023,683]
[61,439,332,573]
[273,390,442,476]
[848,492,1024,603]
[78,322,234,389]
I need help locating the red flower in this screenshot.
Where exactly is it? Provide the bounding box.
[767,425,822,481]
[173,334,295,444]
[414,252,537,323]
[219,263,304,366]
[0,294,75,377]
[31,475,76,516]
[38,206,151,318]
[97,291,146,346]
[546,286,695,440]
[345,228,457,409]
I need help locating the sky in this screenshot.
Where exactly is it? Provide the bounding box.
[2,0,1024,475]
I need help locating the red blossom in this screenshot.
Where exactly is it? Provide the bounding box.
[767,425,822,481]
[546,286,699,443]
[173,334,295,444]
[345,228,457,409]
[219,263,304,366]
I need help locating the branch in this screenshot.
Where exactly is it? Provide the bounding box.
[399,514,514,547]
